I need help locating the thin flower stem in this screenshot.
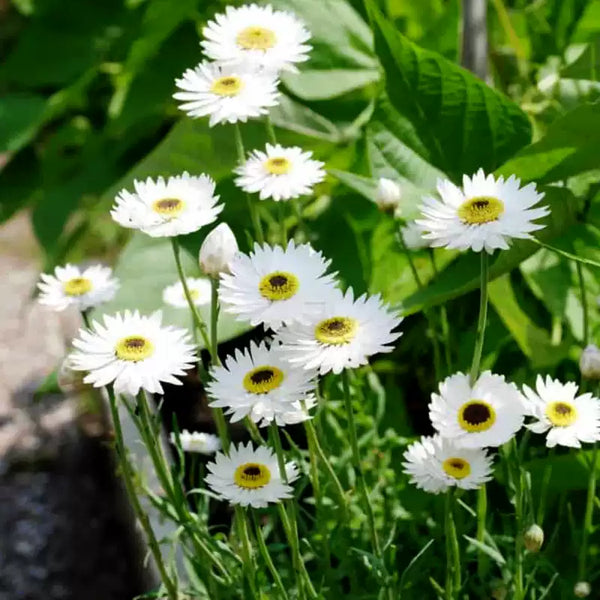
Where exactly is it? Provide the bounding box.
[579,441,599,581]
[537,448,555,525]
[476,484,488,579]
[444,489,461,599]
[266,115,277,145]
[251,510,290,600]
[81,309,92,329]
[235,505,260,599]
[576,262,590,347]
[430,250,453,373]
[512,439,525,600]
[278,201,287,246]
[469,251,490,385]
[234,123,264,244]
[106,387,178,600]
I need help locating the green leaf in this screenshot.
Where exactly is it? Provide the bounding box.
[463,535,506,566]
[398,538,434,591]
[498,102,600,184]
[0,94,47,153]
[367,0,531,182]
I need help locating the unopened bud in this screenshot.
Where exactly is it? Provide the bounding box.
[57,356,88,393]
[199,223,238,278]
[490,579,507,600]
[375,177,402,214]
[401,221,429,251]
[574,582,591,597]
[523,524,544,552]
[580,344,600,380]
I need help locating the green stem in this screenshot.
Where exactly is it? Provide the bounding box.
[444,490,461,599]
[513,440,525,600]
[81,309,92,329]
[537,448,555,525]
[266,115,277,145]
[278,201,287,246]
[470,251,490,385]
[234,123,264,244]
[251,510,290,600]
[210,278,220,366]
[430,250,453,373]
[576,261,590,347]
[106,387,178,600]
[235,506,259,599]
[579,441,599,581]
[476,485,488,579]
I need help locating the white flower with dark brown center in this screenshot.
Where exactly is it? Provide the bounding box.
[234,143,325,201]
[170,430,221,455]
[402,435,493,494]
[201,4,311,73]
[206,341,317,426]
[219,240,338,330]
[276,288,402,375]
[111,173,222,237]
[205,442,299,508]
[417,170,549,254]
[429,371,525,448]
[69,311,197,396]
[162,278,212,308]
[521,375,600,448]
[37,264,118,312]
[174,62,279,126]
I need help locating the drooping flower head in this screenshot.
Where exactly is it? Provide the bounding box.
[170,430,221,455]
[219,240,338,330]
[37,264,118,312]
[429,371,525,448]
[277,288,402,375]
[521,375,600,448]
[162,278,212,308]
[111,173,222,237]
[69,311,197,396]
[201,4,311,73]
[205,442,299,508]
[403,434,494,494]
[207,340,317,427]
[174,62,279,126]
[417,170,549,254]
[234,143,325,202]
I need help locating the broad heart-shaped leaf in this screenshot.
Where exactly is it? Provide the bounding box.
[498,102,600,184]
[366,0,531,183]
[92,233,251,347]
[398,186,578,315]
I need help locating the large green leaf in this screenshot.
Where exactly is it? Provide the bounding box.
[366,1,531,182]
[0,94,47,154]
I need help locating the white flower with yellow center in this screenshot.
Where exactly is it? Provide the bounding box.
[174,62,279,126]
[201,4,311,73]
[37,264,118,312]
[403,435,493,494]
[276,288,402,375]
[429,371,525,448]
[234,143,325,201]
[521,375,600,448]
[205,442,299,508]
[206,341,317,426]
[170,430,221,455]
[219,240,338,330]
[417,170,549,254]
[111,173,222,238]
[69,311,197,396]
[162,278,212,308]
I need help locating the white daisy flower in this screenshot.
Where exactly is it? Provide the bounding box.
[174,62,279,127]
[417,169,549,254]
[429,371,525,448]
[403,435,493,494]
[521,375,600,448]
[170,430,221,455]
[37,264,118,312]
[234,143,325,202]
[69,310,197,396]
[401,221,429,251]
[201,4,311,73]
[206,340,317,426]
[276,288,402,375]
[111,173,222,238]
[162,278,212,308]
[219,240,338,330]
[205,442,299,508]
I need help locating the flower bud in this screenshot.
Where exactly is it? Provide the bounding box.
[375,177,402,214]
[580,344,600,380]
[574,582,591,598]
[401,221,429,251]
[57,356,88,394]
[199,223,238,278]
[523,524,544,552]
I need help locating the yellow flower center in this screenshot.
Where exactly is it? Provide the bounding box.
[63,277,92,296]
[211,75,244,96]
[115,336,155,362]
[243,366,285,394]
[236,26,277,50]
[315,316,358,345]
[265,157,292,175]
[258,271,299,301]
[442,457,471,480]
[457,196,505,225]
[546,401,578,427]
[234,462,272,489]
[458,400,496,433]
[189,289,200,301]
[152,198,185,217]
